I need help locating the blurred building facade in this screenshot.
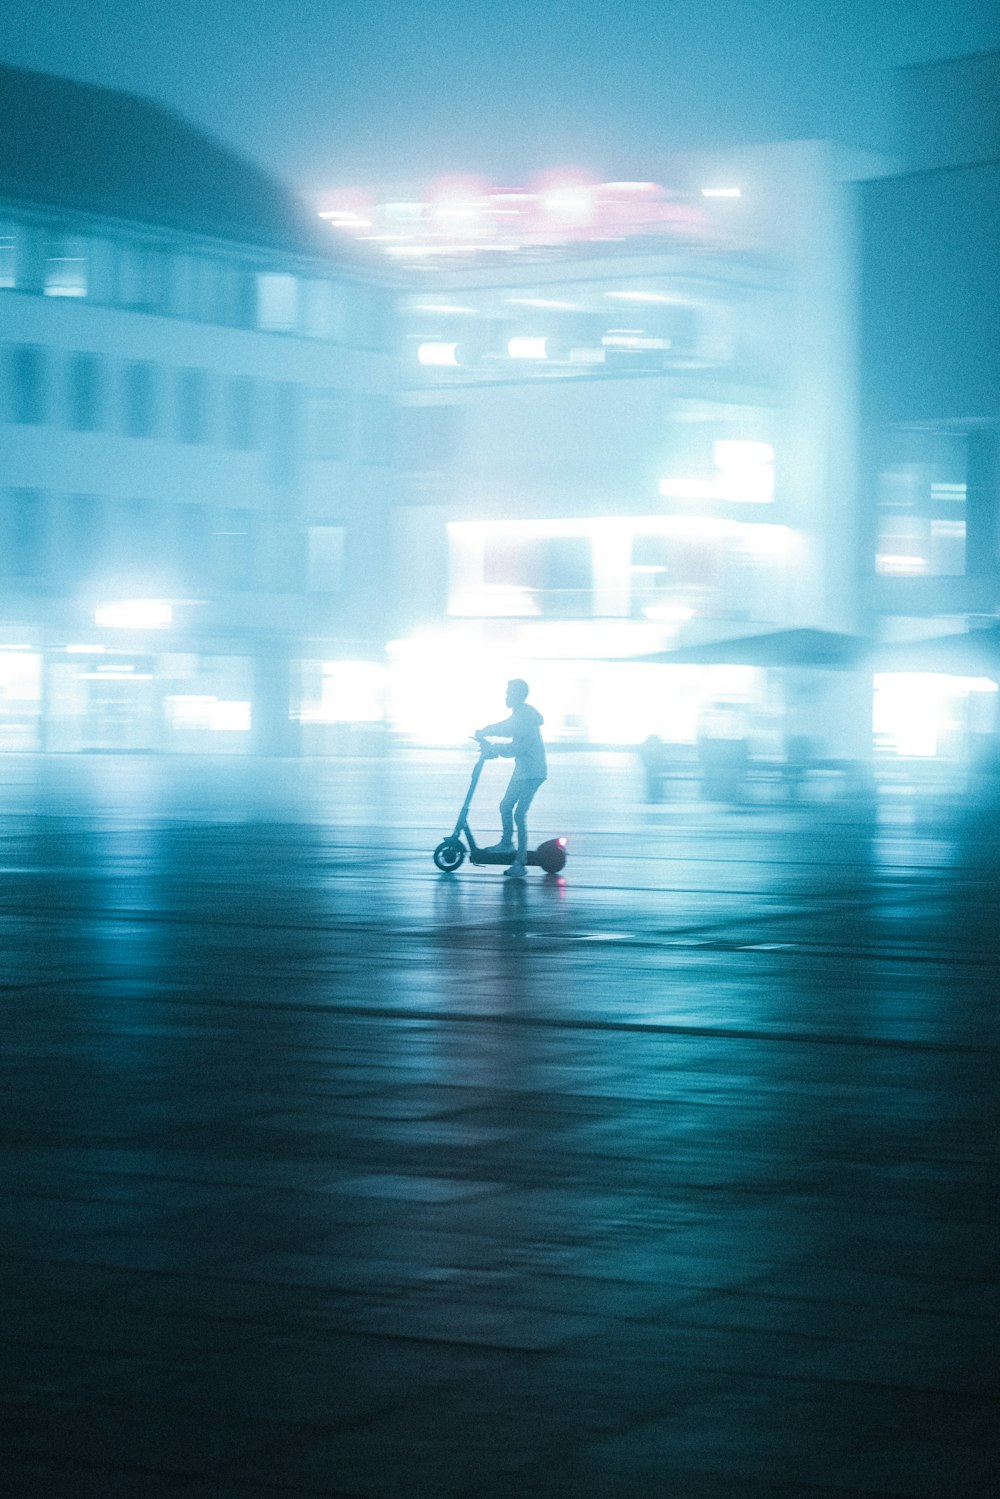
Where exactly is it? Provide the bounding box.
[379,144,874,755]
[860,50,1000,759]
[0,64,395,754]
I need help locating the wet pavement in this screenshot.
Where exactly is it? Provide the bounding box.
[1,750,998,1498]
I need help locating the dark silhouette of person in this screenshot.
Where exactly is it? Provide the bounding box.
[475,679,547,878]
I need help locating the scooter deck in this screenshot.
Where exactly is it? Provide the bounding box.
[468,848,545,866]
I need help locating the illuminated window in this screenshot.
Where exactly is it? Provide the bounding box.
[44,235,88,297]
[8,345,47,424]
[68,353,104,432]
[256,272,299,332]
[307,526,346,593]
[177,369,209,444]
[874,430,967,578]
[124,362,158,438]
[542,536,592,617]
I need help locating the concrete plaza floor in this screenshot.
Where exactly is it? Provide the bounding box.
[1,750,997,1497]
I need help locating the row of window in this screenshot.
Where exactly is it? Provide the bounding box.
[0,220,393,348]
[0,490,346,596]
[0,345,394,465]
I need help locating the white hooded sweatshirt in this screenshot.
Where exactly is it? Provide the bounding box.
[478,704,547,782]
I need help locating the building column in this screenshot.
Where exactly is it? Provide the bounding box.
[253,645,299,757]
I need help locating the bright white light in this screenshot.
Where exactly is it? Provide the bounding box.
[449,585,540,618]
[643,603,696,623]
[713,440,774,503]
[507,297,581,311]
[873,673,997,758]
[701,187,742,198]
[876,553,930,577]
[660,441,774,505]
[95,600,172,630]
[411,302,478,315]
[417,342,461,367]
[602,333,669,350]
[659,478,720,501]
[507,337,549,360]
[323,662,384,723]
[166,696,252,733]
[65,644,106,654]
[606,290,677,304]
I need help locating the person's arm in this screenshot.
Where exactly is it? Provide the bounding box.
[476,714,515,740]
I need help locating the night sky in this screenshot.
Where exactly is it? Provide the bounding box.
[2,0,999,191]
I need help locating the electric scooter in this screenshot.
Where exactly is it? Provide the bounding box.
[432,743,567,874]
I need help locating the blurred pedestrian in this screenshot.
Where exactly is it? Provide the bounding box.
[638,733,667,802]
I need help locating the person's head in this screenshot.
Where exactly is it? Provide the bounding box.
[506,678,529,708]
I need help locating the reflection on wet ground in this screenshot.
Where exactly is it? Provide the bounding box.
[1,753,997,1497]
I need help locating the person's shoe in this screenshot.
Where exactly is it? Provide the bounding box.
[504,860,527,878]
[483,841,515,854]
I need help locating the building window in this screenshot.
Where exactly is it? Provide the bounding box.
[874,429,967,578]
[214,510,256,590]
[65,494,104,580]
[269,382,301,486]
[68,353,104,432]
[115,499,161,574]
[356,395,394,466]
[398,404,458,470]
[118,241,165,310]
[307,390,350,460]
[3,490,43,578]
[350,286,391,350]
[307,526,346,593]
[256,272,299,332]
[44,235,88,298]
[8,345,47,424]
[124,361,158,438]
[177,369,209,444]
[0,223,19,289]
[302,279,346,340]
[174,505,213,589]
[227,377,258,450]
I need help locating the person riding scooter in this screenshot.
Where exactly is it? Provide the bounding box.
[475,679,547,880]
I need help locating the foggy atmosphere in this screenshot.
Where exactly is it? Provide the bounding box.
[2,0,1000,1494]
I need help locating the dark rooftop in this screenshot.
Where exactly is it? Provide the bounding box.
[0,62,343,261]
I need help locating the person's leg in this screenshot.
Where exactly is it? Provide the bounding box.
[506,778,542,873]
[486,776,517,851]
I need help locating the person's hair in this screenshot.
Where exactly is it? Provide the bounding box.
[507,678,529,704]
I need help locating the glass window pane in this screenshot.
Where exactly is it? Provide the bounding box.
[256,272,299,332]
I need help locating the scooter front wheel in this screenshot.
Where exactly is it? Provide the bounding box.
[433,838,466,872]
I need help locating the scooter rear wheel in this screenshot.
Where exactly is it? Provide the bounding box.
[433,838,466,872]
